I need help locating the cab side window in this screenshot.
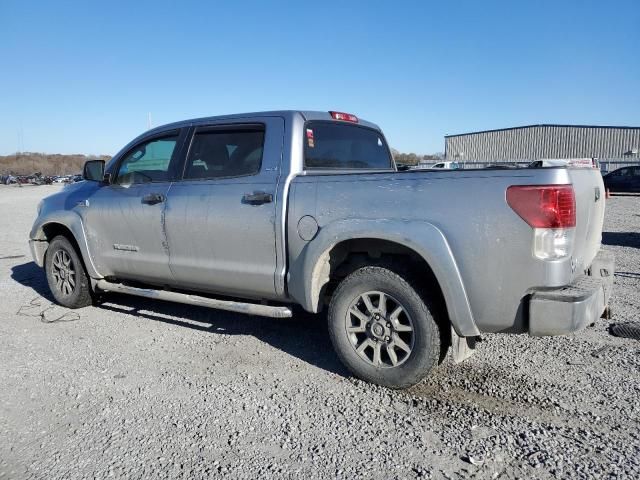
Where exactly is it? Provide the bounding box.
[116,135,179,185]
[183,127,265,180]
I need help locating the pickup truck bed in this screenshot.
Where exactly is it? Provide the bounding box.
[287,166,610,336]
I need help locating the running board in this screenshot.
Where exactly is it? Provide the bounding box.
[94,280,293,318]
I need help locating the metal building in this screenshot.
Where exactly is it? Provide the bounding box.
[445,124,640,162]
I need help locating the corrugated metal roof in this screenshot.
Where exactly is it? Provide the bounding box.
[445,124,640,138]
[444,125,640,161]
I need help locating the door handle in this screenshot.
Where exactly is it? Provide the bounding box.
[142,193,165,205]
[242,191,273,205]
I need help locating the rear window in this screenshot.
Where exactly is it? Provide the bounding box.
[304,122,392,170]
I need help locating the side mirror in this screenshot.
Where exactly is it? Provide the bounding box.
[83,160,105,182]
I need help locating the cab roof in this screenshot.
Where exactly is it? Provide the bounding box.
[145,110,381,136]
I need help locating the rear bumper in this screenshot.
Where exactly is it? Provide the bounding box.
[528,250,614,336]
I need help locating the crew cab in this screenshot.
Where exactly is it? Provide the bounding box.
[30,111,614,388]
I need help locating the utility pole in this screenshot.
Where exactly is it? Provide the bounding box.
[16,130,21,168]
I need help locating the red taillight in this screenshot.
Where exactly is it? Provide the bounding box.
[329,111,358,123]
[506,185,576,228]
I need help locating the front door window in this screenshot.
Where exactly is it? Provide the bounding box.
[116,136,179,185]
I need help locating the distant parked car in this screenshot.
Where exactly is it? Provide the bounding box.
[64,174,83,184]
[430,161,461,169]
[2,175,17,185]
[411,161,461,170]
[603,166,640,193]
[528,158,600,169]
[485,163,521,169]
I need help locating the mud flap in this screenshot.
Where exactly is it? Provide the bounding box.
[451,326,478,363]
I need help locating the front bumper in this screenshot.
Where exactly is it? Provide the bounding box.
[29,239,48,267]
[528,250,614,336]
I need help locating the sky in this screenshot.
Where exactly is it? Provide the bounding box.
[0,0,638,156]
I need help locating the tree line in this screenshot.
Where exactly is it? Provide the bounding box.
[390,149,444,166]
[0,153,112,176]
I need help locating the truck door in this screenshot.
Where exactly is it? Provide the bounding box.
[81,130,186,284]
[164,118,284,299]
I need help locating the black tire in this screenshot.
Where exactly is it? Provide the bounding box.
[328,266,441,389]
[45,235,93,308]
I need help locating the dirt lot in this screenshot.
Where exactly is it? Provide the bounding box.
[1,185,639,479]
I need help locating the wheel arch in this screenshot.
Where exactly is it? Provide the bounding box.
[31,213,101,279]
[288,219,479,337]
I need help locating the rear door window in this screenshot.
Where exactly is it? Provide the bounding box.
[304,122,392,170]
[183,126,265,180]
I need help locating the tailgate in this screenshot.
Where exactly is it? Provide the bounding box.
[567,168,606,278]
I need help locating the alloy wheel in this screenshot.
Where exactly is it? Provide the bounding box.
[51,249,76,296]
[344,291,415,368]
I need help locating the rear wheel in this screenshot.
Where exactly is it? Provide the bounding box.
[328,266,441,389]
[45,235,92,308]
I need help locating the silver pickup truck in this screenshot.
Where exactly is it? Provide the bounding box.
[30,110,614,388]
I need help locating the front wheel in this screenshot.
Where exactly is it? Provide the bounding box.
[328,266,441,389]
[45,235,93,308]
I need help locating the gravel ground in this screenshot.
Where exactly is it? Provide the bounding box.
[0,185,639,479]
